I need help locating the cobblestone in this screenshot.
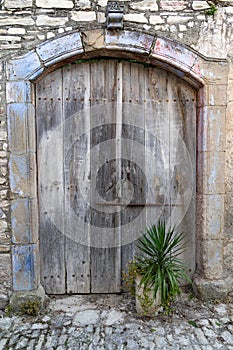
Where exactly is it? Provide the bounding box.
[0,293,233,349]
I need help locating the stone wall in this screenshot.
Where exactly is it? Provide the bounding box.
[0,0,233,306]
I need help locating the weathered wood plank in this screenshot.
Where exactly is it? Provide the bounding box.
[36,68,66,294]
[63,63,91,293]
[90,60,121,293]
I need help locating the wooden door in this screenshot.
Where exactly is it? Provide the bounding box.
[36,59,196,294]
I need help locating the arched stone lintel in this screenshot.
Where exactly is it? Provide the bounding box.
[6,29,215,86]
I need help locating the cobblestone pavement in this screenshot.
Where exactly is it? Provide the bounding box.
[0,293,233,350]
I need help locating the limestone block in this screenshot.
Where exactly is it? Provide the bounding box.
[36,15,68,26]
[9,285,45,311]
[149,15,164,25]
[83,29,104,51]
[124,14,147,24]
[97,0,108,6]
[193,278,230,300]
[0,17,34,26]
[197,151,225,195]
[76,0,91,8]
[36,0,73,8]
[7,51,43,81]
[167,16,192,24]
[9,153,37,198]
[202,194,224,240]
[97,13,106,23]
[192,1,210,10]
[5,0,32,8]
[36,32,83,67]
[71,11,96,22]
[204,240,223,279]
[6,81,32,104]
[130,0,158,11]
[12,244,38,291]
[7,28,26,35]
[7,103,36,154]
[0,35,21,42]
[160,0,188,11]
[0,130,7,141]
[198,106,226,152]
[11,198,38,244]
[206,85,227,107]
[191,60,229,85]
[152,37,197,73]
[106,30,153,55]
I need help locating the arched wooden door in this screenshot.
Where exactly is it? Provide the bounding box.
[36,59,196,294]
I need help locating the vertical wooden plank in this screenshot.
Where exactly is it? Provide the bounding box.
[36,69,66,294]
[63,62,91,293]
[90,60,121,293]
[120,62,146,276]
[145,68,174,228]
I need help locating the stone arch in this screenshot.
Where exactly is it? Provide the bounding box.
[6,29,229,301]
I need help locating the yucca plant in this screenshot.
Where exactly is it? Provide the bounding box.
[134,220,191,312]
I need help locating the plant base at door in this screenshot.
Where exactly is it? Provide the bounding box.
[123,221,192,316]
[135,275,163,316]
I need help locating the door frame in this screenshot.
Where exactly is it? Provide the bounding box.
[6,29,229,300]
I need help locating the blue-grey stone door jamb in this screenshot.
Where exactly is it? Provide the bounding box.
[6,29,229,299]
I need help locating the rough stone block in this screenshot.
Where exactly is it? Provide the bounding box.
[7,28,26,35]
[192,1,210,10]
[0,245,10,253]
[9,284,45,312]
[6,81,32,103]
[76,0,91,9]
[149,15,165,25]
[7,51,43,81]
[7,103,36,154]
[0,17,34,26]
[124,14,147,24]
[224,196,233,239]
[82,29,104,51]
[105,30,154,55]
[151,37,197,73]
[71,11,96,22]
[36,15,68,26]
[36,32,83,67]
[36,0,73,8]
[193,277,231,300]
[9,153,37,198]
[0,254,11,286]
[11,198,38,244]
[160,0,188,11]
[12,244,37,291]
[167,16,192,24]
[5,0,32,8]
[223,240,233,276]
[130,0,158,11]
